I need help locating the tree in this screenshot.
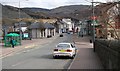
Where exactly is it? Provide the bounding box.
[96,2,120,40]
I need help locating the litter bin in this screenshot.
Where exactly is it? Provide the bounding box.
[90,39,92,43]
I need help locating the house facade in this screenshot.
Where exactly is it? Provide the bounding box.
[29,22,55,39]
[95,2,120,39]
[79,21,88,36]
[107,2,120,39]
[57,20,68,33]
[14,21,31,39]
[14,22,28,32]
[0,23,3,41]
[62,18,74,32]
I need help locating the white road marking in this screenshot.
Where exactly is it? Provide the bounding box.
[12,61,26,67]
[67,49,79,70]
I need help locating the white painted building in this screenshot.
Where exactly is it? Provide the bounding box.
[29,22,55,39]
[14,22,28,32]
[79,21,88,36]
[0,23,3,41]
[62,18,74,32]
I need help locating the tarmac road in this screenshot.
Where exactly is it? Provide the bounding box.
[2,33,74,69]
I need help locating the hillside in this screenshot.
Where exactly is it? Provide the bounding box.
[23,5,92,20]
[50,5,90,14]
[22,8,50,13]
[22,8,50,19]
[2,4,92,20]
[2,5,31,19]
[49,5,92,20]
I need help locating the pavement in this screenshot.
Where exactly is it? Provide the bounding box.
[0,33,59,59]
[68,34,104,69]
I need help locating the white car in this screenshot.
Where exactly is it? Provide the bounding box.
[53,42,77,59]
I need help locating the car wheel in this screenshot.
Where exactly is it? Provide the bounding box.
[70,55,75,59]
[53,56,58,59]
[53,56,56,59]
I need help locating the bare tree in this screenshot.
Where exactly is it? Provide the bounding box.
[97,2,120,40]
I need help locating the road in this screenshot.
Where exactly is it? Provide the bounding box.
[2,33,74,69]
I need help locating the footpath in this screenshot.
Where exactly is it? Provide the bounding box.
[68,34,104,69]
[0,34,59,59]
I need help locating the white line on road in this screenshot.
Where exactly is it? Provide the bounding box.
[67,49,79,70]
[11,61,26,67]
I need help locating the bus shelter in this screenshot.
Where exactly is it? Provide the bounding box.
[4,33,21,47]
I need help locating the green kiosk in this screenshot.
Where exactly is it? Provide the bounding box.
[4,33,21,47]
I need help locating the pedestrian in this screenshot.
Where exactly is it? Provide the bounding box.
[78,31,80,37]
[10,39,15,48]
[81,32,83,37]
[76,28,78,33]
[81,34,83,37]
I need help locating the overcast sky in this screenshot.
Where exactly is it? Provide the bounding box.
[0,0,107,9]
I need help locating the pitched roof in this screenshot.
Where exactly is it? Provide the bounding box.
[29,22,45,29]
[44,23,55,29]
[29,22,55,29]
[15,22,27,27]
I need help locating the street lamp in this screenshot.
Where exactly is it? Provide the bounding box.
[19,0,22,44]
[18,0,28,43]
[92,0,95,43]
[91,0,101,52]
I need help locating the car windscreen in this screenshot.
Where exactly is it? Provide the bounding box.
[57,44,70,48]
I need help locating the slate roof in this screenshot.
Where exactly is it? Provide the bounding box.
[29,22,55,29]
[29,22,45,29]
[15,22,27,27]
[44,23,55,29]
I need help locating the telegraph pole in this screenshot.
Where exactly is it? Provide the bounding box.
[91,0,96,52]
[118,1,120,22]
[91,0,101,52]
[19,0,22,45]
[18,0,28,44]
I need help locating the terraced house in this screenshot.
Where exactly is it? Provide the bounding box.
[95,2,120,40]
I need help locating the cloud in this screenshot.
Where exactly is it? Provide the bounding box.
[1,0,107,9]
[25,0,91,9]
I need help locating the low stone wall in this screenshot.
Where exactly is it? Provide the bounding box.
[94,39,120,69]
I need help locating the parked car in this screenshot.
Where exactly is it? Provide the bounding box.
[59,34,63,37]
[53,42,77,59]
[47,35,52,38]
[67,31,73,34]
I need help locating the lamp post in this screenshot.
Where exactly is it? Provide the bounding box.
[18,0,22,44]
[91,0,101,52]
[18,0,28,44]
[91,0,96,52]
